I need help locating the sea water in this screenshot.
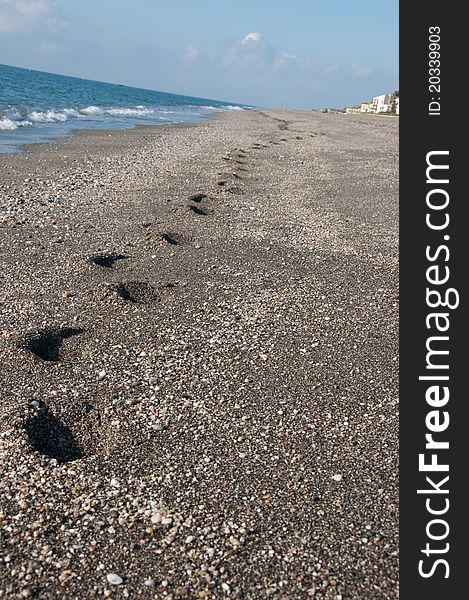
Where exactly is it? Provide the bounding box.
[0,64,248,153]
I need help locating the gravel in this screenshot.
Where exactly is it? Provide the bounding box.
[0,109,398,598]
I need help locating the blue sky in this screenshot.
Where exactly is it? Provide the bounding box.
[0,0,398,108]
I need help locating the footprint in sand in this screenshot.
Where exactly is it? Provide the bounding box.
[89,252,129,269]
[91,280,174,305]
[218,171,241,180]
[160,232,184,245]
[22,327,83,362]
[142,225,193,247]
[188,193,207,204]
[26,400,85,463]
[227,186,243,195]
[189,205,209,216]
[111,281,164,304]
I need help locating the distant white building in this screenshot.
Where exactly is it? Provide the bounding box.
[346,93,398,116]
[371,94,393,113]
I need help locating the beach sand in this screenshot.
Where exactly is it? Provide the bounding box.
[0,110,399,598]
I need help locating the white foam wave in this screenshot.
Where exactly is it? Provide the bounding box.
[79,106,103,116]
[199,105,244,112]
[200,105,224,111]
[107,107,155,117]
[1,101,245,139]
[0,118,18,130]
[29,110,68,123]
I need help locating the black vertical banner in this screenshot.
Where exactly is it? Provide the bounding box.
[400,3,466,598]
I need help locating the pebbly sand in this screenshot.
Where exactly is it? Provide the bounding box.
[0,109,399,599]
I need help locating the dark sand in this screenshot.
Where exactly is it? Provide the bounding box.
[0,110,399,599]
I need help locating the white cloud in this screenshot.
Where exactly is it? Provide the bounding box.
[221,32,375,85]
[45,14,66,32]
[351,61,374,77]
[322,63,341,74]
[183,45,199,63]
[273,51,299,69]
[223,32,279,72]
[0,0,59,33]
[241,32,262,44]
[222,32,325,75]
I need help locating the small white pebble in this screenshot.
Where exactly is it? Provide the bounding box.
[332,474,343,482]
[106,573,123,585]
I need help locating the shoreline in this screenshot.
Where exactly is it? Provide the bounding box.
[0,108,395,161]
[0,113,212,161]
[0,109,399,599]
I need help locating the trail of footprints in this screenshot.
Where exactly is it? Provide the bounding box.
[20,329,87,462]
[19,134,288,463]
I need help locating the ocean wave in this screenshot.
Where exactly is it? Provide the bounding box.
[107,107,156,117]
[0,118,33,130]
[0,118,18,130]
[200,105,225,112]
[29,110,69,123]
[200,104,244,111]
[79,106,103,116]
[1,102,244,139]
